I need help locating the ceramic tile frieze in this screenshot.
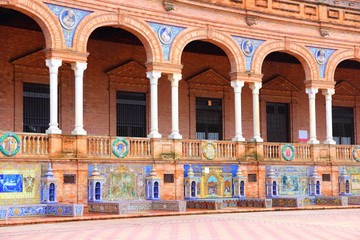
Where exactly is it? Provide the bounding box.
[232,36,265,71]
[307,47,336,78]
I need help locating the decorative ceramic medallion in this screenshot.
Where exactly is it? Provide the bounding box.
[112,137,129,158]
[0,132,21,157]
[241,39,254,56]
[59,8,78,30]
[202,142,217,160]
[315,49,326,65]
[281,144,295,161]
[352,146,360,162]
[158,26,173,44]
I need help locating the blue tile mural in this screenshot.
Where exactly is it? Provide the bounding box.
[147,22,186,61]
[307,47,336,78]
[232,36,265,71]
[0,174,22,193]
[46,4,92,48]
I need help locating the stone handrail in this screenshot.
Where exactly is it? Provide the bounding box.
[217,141,237,159]
[263,143,312,161]
[335,145,353,160]
[182,140,201,159]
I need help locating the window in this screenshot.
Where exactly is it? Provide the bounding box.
[164,174,174,183]
[240,181,245,196]
[196,98,222,140]
[322,174,331,182]
[63,174,76,184]
[191,181,196,197]
[248,174,257,182]
[272,181,277,195]
[23,83,50,133]
[116,91,146,137]
[333,107,354,145]
[95,182,101,200]
[154,181,159,198]
[316,181,321,195]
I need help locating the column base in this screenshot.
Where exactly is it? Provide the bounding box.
[46,127,62,134]
[71,128,87,135]
[323,138,336,144]
[147,131,162,139]
[168,132,182,140]
[307,138,320,144]
[232,136,245,142]
[250,136,263,142]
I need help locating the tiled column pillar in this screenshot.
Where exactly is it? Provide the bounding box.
[45,58,62,134]
[306,87,319,144]
[147,71,162,138]
[231,80,245,142]
[71,62,87,135]
[323,88,336,144]
[168,73,182,139]
[249,82,263,142]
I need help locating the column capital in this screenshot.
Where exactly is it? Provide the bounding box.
[45,58,62,73]
[306,87,318,98]
[146,71,162,85]
[71,62,87,77]
[231,80,245,93]
[168,73,182,87]
[249,82,262,94]
[322,88,335,97]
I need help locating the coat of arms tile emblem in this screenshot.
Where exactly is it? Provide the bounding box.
[0,132,21,157]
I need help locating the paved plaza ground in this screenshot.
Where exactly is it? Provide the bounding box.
[0,209,360,239]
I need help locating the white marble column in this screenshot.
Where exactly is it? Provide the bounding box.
[249,82,263,142]
[231,80,245,142]
[306,87,319,144]
[147,71,162,138]
[168,73,182,139]
[71,62,87,135]
[45,58,62,134]
[323,88,336,144]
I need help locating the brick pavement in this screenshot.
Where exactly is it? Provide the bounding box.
[1,208,360,240]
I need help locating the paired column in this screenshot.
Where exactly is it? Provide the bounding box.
[168,73,182,139]
[147,71,162,138]
[306,87,319,144]
[231,80,245,142]
[71,62,87,135]
[323,89,336,144]
[45,58,62,134]
[249,82,263,142]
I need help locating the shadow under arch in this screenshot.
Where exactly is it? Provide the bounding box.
[0,0,64,49]
[73,12,163,63]
[170,28,246,73]
[252,40,319,81]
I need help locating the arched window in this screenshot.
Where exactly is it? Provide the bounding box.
[272,181,277,196]
[346,180,350,194]
[95,182,101,200]
[147,182,152,198]
[316,181,320,195]
[240,181,245,196]
[154,181,159,198]
[191,181,196,197]
[49,183,55,202]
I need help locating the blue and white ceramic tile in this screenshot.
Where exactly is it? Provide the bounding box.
[232,36,265,71]
[148,22,185,61]
[307,47,336,78]
[46,4,92,48]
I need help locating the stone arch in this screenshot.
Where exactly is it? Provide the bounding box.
[0,0,64,49]
[253,40,319,81]
[170,28,245,73]
[325,49,356,83]
[73,12,163,63]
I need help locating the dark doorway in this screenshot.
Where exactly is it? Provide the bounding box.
[196,98,222,140]
[266,102,290,142]
[23,83,50,133]
[333,107,354,145]
[116,91,146,137]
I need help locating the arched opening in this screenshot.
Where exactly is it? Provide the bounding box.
[345,179,350,194]
[316,181,320,195]
[240,181,245,196]
[95,182,101,200]
[181,41,231,140]
[261,52,304,143]
[272,181,277,196]
[49,183,55,201]
[0,8,50,133]
[333,60,360,145]
[87,27,148,136]
[154,181,159,199]
[191,181,196,197]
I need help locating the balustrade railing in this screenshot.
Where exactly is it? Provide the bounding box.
[263,143,280,160]
[21,133,49,155]
[128,138,151,158]
[263,143,312,161]
[182,140,201,159]
[335,145,353,160]
[217,141,236,159]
